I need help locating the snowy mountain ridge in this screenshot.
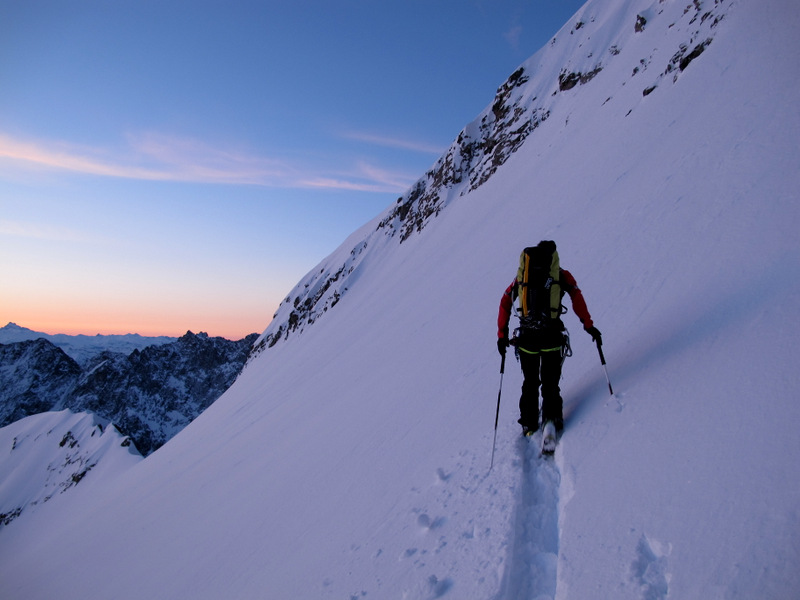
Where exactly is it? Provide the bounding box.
[0,330,257,526]
[0,331,258,455]
[1,0,799,598]
[0,322,177,365]
[252,0,732,355]
[0,410,141,528]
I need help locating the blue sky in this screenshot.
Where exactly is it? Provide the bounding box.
[1,0,585,339]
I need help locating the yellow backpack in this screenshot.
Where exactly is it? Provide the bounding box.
[517,240,562,329]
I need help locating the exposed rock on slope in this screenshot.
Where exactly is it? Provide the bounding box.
[0,331,258,455]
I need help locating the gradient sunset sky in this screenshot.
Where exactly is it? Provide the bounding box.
[1,0,585,340]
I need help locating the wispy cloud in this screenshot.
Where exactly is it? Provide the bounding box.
[0,132,418,194]
[0,219,101,244]
[299,177,399,193]
[0,132,296,185]
[340,130,447,156]
[359,161,419,191]
[0,134,164,180]
[504,24,523,51]
[300,159,423,194]
[125,132,294,185]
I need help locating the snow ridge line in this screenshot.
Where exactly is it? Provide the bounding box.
[494,435,561,600]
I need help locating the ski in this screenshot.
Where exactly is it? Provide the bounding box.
[541,421,557,455]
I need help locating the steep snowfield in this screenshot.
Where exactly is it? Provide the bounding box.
[0,411,141,527]
[1,0,799,598]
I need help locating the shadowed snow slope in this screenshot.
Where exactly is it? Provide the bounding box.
[1,0,799,598]
[0,410,142,528]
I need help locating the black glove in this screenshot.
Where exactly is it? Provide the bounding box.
[497,337,509,356]
[585,326,602,344]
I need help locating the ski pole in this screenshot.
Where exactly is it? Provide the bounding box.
[596,339,614,396]
[490,351,506,470]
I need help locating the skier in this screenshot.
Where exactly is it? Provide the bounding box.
[496,240,601,444]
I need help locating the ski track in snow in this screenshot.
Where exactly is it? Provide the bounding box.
[494,435,561,600]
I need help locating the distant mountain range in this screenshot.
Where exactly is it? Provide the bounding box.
[0,322,177,365]
[0,325,258,456]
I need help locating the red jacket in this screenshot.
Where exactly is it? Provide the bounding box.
[497,268,593,339]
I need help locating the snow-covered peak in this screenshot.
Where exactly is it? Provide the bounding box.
[0,322,176,365]
[0,331,258,456]
[0,410,141,528]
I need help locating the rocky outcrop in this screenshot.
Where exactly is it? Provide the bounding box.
[0,331,258,455]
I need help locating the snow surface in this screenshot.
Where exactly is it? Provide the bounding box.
[1,0,799,598]
[0,410,142,526]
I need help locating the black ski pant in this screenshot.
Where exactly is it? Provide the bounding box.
[518,348,565,431]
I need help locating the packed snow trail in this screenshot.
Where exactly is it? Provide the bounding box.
[493,435,561,600]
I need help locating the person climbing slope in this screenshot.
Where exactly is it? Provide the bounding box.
[496,240,601,449]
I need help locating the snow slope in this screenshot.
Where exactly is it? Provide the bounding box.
[1,0,799,598]
[0,410,142,527]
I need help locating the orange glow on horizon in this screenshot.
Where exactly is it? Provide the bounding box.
[1,309,268,341]
[7,320,264,341]
[2,286,277,341]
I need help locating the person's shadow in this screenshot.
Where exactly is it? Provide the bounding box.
[564,262,780,428]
